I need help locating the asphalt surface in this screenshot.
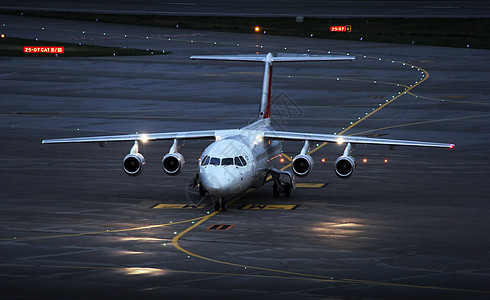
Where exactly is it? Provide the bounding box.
[0,14,489,299]
[1,1,489,18]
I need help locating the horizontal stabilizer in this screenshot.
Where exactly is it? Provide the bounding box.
[191,53,354,63]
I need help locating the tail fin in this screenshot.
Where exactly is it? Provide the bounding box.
[191,53,354,120]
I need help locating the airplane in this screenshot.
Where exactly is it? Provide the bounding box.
[43,53,454,211]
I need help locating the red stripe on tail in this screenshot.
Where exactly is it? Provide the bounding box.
[263,65,273,119]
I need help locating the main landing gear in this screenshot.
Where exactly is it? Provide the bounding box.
[273,182,291,197]
[269,168,294,198]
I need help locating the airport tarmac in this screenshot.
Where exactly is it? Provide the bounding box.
[0,15,489,299]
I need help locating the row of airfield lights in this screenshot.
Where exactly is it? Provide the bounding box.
[79,28,167,54]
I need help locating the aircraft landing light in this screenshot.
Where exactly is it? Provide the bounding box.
[140,134,149,143]
[295,183,326,188]
[152,204,208,209]
[207,224,233,231]
[238,204,299,210]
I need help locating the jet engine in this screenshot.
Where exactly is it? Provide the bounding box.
[335,155,356,178]
[292,154,314,177]
[123,152,145,176]
[162,152,184,176]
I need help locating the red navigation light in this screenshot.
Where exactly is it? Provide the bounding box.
[449,144,455,149]
[384,159,388,163]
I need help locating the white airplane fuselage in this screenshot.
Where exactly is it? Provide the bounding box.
[199,118,282,198]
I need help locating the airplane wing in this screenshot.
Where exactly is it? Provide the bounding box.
[42,130,218,144]
[263,131,454,148]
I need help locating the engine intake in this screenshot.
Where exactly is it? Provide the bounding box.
[292,154,314,177]
[123,153,145,176]
[162,152,184,176]
[335,155,356,178]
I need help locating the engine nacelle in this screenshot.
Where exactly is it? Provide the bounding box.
[162,152,184,176]
[335,155,356,178]
[123,153,145,176]
[292,154,314,177]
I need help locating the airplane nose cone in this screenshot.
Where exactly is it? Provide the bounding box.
[200,167,244,197]
[202,176,225,196]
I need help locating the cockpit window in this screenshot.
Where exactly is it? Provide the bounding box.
[239,156,247,166]
[205,156,246,167]
[221,158,233,166]
[209,157,220,166]
[234,156,244,167]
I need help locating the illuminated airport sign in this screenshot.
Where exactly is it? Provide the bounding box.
[23,46,64,54]
[330,25,352,32]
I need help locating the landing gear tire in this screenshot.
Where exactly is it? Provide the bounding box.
[284,183,291,197]
[273,183,279,197]
[214,197,226,211]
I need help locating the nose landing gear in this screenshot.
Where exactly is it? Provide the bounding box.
[213,197,226,211]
